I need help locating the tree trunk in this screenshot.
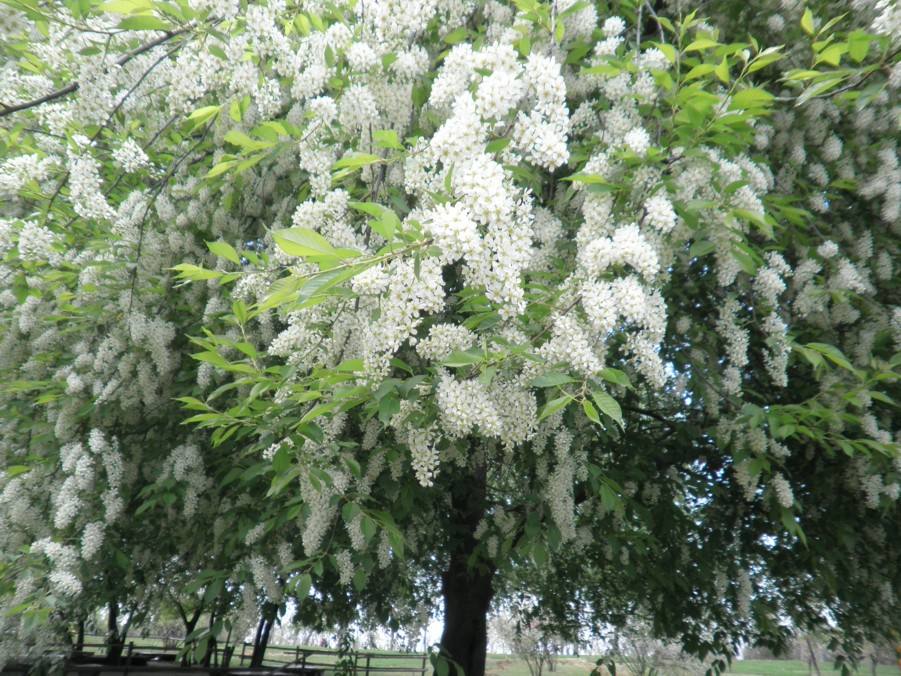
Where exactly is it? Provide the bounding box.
[75,618,85,652]
[107,601,124,664]
[180,606,204,666]
[438,462,494,676]
[250,603,277,667]
[806,637,821,676]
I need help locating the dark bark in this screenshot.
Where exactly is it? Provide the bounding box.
[75,619,85,652]
[179,605,203,666]
[202,609,217,667]
[439,464,496,676]
[107,602,124,664]
[250,603,277,667]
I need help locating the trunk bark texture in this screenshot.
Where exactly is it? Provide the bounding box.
[250,603,277,667]
[75,619,85,652]
[106,601,125,663]
[439,464,495,676]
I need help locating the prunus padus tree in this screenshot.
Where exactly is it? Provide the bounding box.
[0,1,899,675]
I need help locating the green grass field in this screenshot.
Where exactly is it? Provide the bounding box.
[483,657,900,676]
[726,660,897,676]
[78,639,899,676]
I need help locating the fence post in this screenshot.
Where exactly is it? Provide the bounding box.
[240,641,247,667]
[421,652,428,676]
[365,653,371,676]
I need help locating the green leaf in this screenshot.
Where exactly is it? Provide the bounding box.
[683,63,716,82]
[815,43,847,67]
[273,228,337,258]
[806,342,854,371]
[801,8,814,35]
[747,49,783,73]
[205,160,236,178]
[296,265,363,305]
[5,465,31,478]
[689,240,715,258]
[684,38,718,52]
[729,87,774,110]
[599,368,632,389]
[538,395,573,421]
[582,399,600,424]
[378,393,400,423]
[296,573,313,600]
[530,372,576,387]
[714,56,730,84]
[187,104,220,128]
[591,390,624,428]
[443,26,468,44]
[206,240,240,265]
[373,129,402,150]
[117,15,170,30]
[442,349,483,368]
[531,542,548,567]
[655,42,677,64]
[333,153,382,170]
[99,0,153,12]
[847,30,871,63]
[171,263,222,281]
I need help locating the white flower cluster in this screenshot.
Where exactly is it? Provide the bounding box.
[66,139,115,221]
[436,371,536,449]
[112,138,150,173]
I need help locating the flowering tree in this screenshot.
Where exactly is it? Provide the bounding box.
[1,0,899,675]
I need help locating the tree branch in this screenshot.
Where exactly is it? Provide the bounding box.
[0,28,188,119]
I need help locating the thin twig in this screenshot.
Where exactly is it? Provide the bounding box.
[128,119,214,314]
[43,41,184,220]
[0,29,188,118]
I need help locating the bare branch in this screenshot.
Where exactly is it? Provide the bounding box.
[0,28,188,119]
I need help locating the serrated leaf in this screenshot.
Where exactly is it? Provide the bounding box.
[689,240,715,258]
[118,15,170,30]
[729,87,774,110]
[683,63,716,81]
[100,0,153,12]
[538,395,573,421]
[373,129,402,150]
[333,153,382,170]
[296,573,313,600]
[747,51,783,73]
[714,56,730,83]
[206,240,240,265]
[599,367,632,389]
[591,390,624,428]
[684,38,718,52]
[443,26,468,44]
[801,9,814,35]
[273,228,337,258]
[206,160,236,178]
[530,372,576,388]
[171,263,223,281]
[847,30,871,63]
[378,393,400,423]
[442,349,483,368]
[582,399,600,424]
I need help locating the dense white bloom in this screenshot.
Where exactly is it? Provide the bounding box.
[602,16,627,37]
[624,127,651,155]
[112,138,149,173]
[643,194,677,233]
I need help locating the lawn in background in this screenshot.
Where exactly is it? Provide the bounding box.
[727,660,897,676]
